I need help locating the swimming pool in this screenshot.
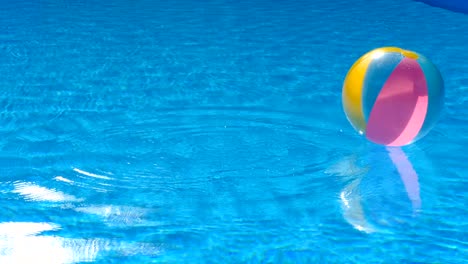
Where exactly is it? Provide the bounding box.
[0,0,467,263]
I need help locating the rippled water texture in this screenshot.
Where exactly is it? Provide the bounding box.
[0,0,467,263]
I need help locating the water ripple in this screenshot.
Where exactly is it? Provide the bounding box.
[43,106,342,192]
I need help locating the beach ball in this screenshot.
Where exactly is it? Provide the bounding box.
[342,47,444,146]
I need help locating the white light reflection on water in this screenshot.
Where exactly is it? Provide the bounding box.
[73,168,113,180]
[2,166,162,262]
[0,221,162,263]
[0,222,101,263]
[74,205,157,227]
[12,182,83,202]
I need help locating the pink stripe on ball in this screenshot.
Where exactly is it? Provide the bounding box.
[366,58,428,146]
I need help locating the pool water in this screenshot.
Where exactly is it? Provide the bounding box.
[0,0,467,263]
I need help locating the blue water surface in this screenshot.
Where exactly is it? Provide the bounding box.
[0,0,467,263]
